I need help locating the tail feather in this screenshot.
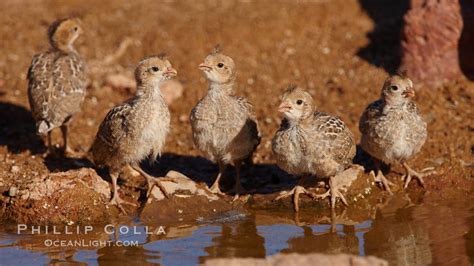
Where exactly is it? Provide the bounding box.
[37,120,52,135]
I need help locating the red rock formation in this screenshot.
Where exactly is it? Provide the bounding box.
[400,0,463,86]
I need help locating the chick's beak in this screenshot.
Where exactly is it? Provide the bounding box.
[199,63,212,71]
[403,87,415,98]
[278,102,291,113]
[165,67,177,77]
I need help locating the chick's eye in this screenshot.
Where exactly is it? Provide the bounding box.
[151,67,159,72]
[296,100,303,105]
[217,63,224,68]
[73,27,78,31]
[390,85,399,91]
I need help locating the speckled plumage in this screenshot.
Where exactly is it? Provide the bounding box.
[91,56,177,212]
[360,100,426,164]
[91,88,170,171]
[190,49,261,197]
[359,75,433,190]
[272,86,356,210]
[27,18,87,154]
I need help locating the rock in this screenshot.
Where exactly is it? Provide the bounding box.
[140,171,238,224]
[160,79,184,105]
[4,168,113,225]
[105,73,136,90]
[248,165,381,210]
[204,253,388,266]
[8,186,17,197]
[10,165,19,173]
[149,170,219,201]
[400,0,463,85]
[179,114,189,123]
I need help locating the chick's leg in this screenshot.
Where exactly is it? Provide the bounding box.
[371,159,394,194]
[47,131,53,154]
[210,162,226,195]
[402,162,436,189]
[60,125,68,154]
[315,176,348,209]
[60,124,79,156]
[275,176,318,212]
[231,161,247,201]
[109,171,136,214]
[130,163,175,198]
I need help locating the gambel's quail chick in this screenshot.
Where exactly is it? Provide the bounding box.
[91,55,177,212]
[190,47,261,200]
[272,86,356,210]
[359,75,435,191]
[27,18,87,155]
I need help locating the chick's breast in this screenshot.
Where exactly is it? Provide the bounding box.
[190,95,260,164]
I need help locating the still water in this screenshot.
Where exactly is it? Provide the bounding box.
[0,194,473,265]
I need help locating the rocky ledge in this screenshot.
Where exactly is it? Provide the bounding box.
[0,164,392,225]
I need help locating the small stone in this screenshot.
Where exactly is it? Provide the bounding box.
[429,157,445,166]
[91,96,98,105]
[10,165,20,173]
[285,47,296,55]
[179,114,189,123]
[9,186,18,197]
[321,47,331,54]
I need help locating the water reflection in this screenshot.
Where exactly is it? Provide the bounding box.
[0,194,472,265]
[281,225,359,255]
[200,218,265,263]
[364,198,433,265]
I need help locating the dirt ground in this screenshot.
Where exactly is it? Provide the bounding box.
[0,0,472,217]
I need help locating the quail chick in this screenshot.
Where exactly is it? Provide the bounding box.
[190,47,261,199]
[91,55,177,212]
[359,75,435,191]
[272,86,356,210]
[27,18,87,155]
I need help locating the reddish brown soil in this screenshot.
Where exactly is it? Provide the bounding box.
[0,0,472,216]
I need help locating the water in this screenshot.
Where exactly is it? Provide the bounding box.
[1,194,473,265]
